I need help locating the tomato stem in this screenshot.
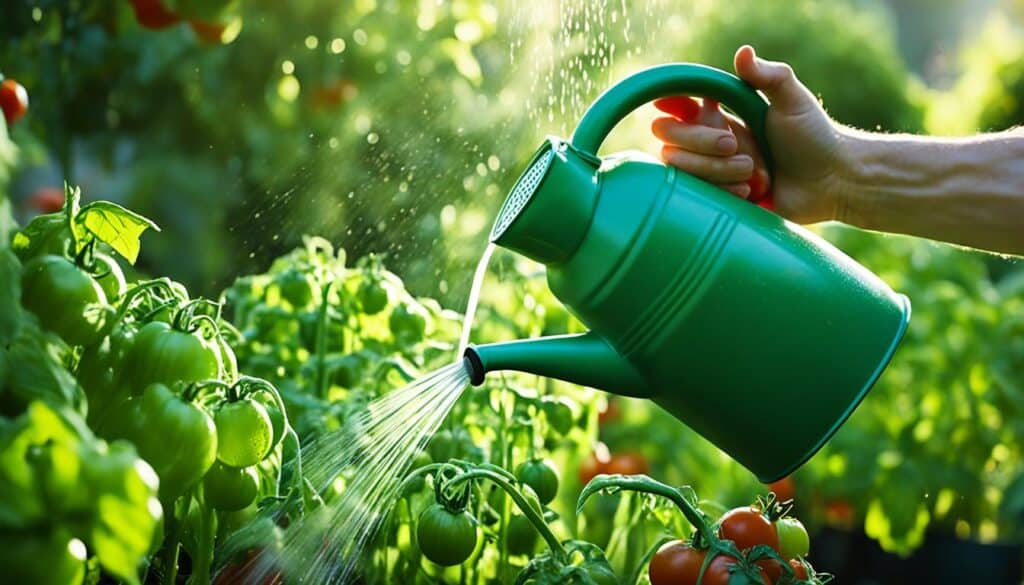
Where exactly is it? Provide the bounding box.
[443,467,568,562]
[577,475,715,545]
[314,282,332,399]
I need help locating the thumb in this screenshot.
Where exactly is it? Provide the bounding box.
[733,45,813,114]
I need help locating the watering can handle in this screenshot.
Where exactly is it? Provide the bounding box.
[570,63,774,200]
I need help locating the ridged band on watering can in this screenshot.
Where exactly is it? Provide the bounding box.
[465,63,910,483]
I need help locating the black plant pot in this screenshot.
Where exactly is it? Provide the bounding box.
[810,527,1023,585]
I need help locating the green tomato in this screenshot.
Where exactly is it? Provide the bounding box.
[389,301,429,343]
[119,320,222,395]
[277,269,319,309]
[252,388,286,450]
[93,253,127,302]
[541,397,574,435]
[506,513,538,556]
[0,529,86,585]
[516,459,559,505]
[20,254,110,346]
[330,353,364,389]
[215,398,273,468]
[123,383,219,501]
[776,517,810,559]
[416,504,478,566]
[203,461,260,511]
[79,324,137,429]
[358,278,389,314]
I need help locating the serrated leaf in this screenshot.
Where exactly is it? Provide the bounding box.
[76,201,159,264]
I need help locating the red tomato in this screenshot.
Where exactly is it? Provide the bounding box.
[189,19,227,43]
[719,507,780,553]
[701,554,769,585]
[578,452,608,485]
[0,79,29,126]
[604,452,649,476]
[767,476,795,502]
[311,79,358,109]
[789,558,809,580]
[129,0,179,29]
[213,549,283,585]
[824,499,855,527]
[648,540,705,585]
[598,396,621,425]
[26,187,64,213]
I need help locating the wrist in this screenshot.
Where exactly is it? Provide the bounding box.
[832,127,878,229]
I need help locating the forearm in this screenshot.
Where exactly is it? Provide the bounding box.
[836,127,1024,255]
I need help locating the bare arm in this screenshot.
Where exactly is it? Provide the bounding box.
[653,45,1024,256]
[837,129,1024,255]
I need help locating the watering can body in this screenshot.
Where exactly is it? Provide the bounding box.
[463,64,910,482]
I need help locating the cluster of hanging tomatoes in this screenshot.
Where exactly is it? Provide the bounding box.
[129,0,241,44]
[649,495,826,585]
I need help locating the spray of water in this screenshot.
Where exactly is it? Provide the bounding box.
[242,361,470,584]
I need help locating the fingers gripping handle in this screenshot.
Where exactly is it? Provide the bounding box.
[569,63,774,204]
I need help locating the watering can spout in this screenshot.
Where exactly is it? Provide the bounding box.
[463,332,649,397]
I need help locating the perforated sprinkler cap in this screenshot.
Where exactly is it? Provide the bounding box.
[489,137,601,265]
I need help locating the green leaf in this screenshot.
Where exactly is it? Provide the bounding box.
[4,325,85,416]
[76,201,160,265]
[86,442,161,585]
[0,249,21,345]
[11,211,69,260]
[0,402,81,527]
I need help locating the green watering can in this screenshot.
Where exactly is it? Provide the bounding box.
[462,63,910,483]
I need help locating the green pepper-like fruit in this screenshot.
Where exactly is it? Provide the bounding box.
[123,383,218,500]
[119,320,222,396]
[20,255,110,346]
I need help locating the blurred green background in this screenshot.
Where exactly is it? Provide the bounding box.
[5,0,1024,581]
[5,0,1024,301]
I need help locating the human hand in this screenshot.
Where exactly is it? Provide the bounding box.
[652,46,848,223]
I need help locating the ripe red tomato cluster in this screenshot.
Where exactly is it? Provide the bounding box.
[0,78,29,126]
[649,504,814,585]
[129,0,232,44]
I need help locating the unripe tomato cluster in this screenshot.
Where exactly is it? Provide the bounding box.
[4,185,295,584]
